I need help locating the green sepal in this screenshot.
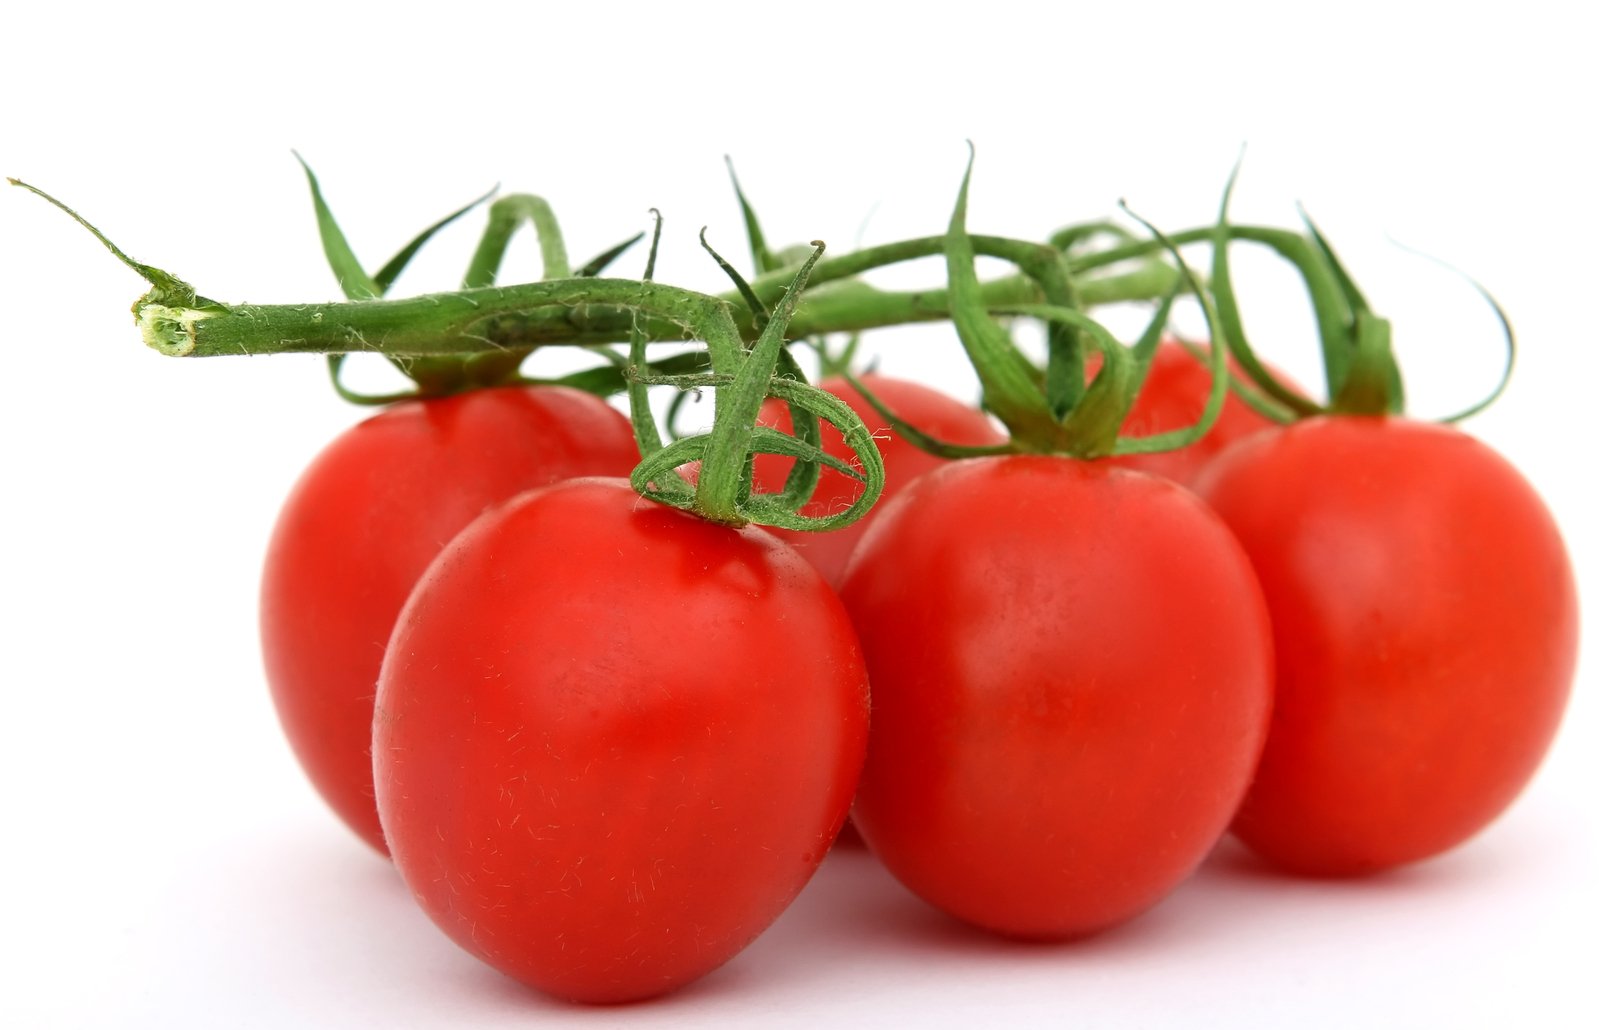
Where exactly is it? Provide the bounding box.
[842,373,1015,460]
[624,238,885,532]
[1106,205,1233,456]
[629,434,705,507]
[748,425,864,482]
[1169,335,1296,426]
[1208,166,1328,418]
[700,227,769,335]
[325,353,421,406]
[1400,246,1516,424]
[986,303,1126,456]
[754,376,886,532]
[297,155,518,396]
[1331,310,1402,415]
[726,157,778,275]
[943,149,1063,448]
[695,226,825,513]
[1299,208,1405,415]
[768,346,825,513]
[623,210,687,494]
[811,332,864,380]
[294,152,381,300]
[694,243,828,523]
[549,349,713,397]
[575,233,645,278]
[371,185,497,294]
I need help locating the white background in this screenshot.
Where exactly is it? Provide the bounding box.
[2,2,1594,1026]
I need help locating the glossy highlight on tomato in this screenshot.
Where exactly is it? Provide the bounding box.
[1197,416,1578,876]
[259,386,639,854]
[840,455,1273,937]
[752,373,1006,587]
[374,477,869,1004]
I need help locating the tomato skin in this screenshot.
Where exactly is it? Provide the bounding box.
[1196,416,1578,876]
[1099,341,1286,487]
[373,478,869,1004]
[259,386,639,854]
[751,373,1006,588]
[839,456,1273,938]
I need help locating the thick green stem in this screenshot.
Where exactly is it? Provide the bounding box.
[18,165,1176,363]
[136,264,1172,360]
[135,279,737,359]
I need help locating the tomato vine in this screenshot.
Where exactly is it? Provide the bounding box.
[6,148,1576,1000]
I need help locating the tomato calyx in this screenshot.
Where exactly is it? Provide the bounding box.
[624,213,887,531]
[296,156,660,404]
[1204,162,1516,424]
[928,147,1231,461]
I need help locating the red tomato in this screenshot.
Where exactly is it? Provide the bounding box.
[1196,416,1578,875]
[373,477,869,1003]
[752,373,1006,588]
[259,386,639,854]
[1098,340,1288,486]
[840,456,1273,937]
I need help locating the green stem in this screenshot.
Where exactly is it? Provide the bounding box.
[134,279,740,360]
[22,174,1181,362]
[134,264,1173,360]
[744,233,1166,307]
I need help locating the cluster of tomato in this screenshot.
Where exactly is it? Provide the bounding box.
[257,334,1576,1004]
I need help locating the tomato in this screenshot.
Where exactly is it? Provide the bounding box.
[1098,340,1288,487]
[1196,416,1578,875]
[839,456,1273,937]
[752,373,1006,588]
[259,386,639,854]
[373,477,869,1003]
